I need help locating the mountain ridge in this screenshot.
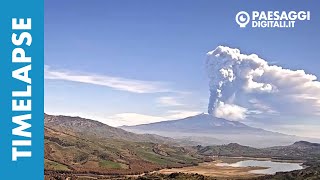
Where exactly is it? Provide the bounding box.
[45,113,194,146]
[121,113,319,147]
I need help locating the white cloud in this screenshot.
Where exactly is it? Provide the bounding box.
[106,113,165,126]
[206,46,320,120]
[105,110,201,126]
[165,110,202,119]
[214,102,247,121]
[45,65,172,94]
[156,96,184,106]
[249,98,278,115]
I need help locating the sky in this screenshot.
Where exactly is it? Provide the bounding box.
[45,0,320,138]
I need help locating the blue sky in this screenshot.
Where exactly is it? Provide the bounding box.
[45,0,320,138]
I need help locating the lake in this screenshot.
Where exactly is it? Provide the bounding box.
[216,160,304,174]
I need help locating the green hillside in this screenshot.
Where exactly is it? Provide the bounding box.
[44,114,204,179]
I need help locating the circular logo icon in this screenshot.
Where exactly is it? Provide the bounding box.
[236,11,250,28]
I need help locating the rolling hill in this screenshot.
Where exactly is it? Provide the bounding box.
[196,141,320,160]
[44,114,205,178]
[45,114,197,146]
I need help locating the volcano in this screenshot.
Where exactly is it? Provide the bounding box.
[121,113,319,148]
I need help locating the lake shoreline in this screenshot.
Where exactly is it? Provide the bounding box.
[152,157,304,178]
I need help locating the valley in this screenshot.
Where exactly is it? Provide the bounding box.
[156,157,269,178]
[44,114,320,180]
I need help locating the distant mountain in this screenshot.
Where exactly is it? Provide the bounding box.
[122,113,260,133]
[263,141,320,160]
[291,141,320,148]
[197,141,320,161]
[121,113,319,147]
[196,143,262,157]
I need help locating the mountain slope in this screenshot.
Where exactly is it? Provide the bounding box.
[122,113,259,133]
[196,141,320,161]
[44,114,205,177]
[45,114,195,146]
[263,141,320,160]
[121,113,317,147]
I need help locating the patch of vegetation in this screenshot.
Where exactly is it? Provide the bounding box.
[73,153,89,163]
[99,160,122,169]
[128,172,217,180]
[136,150,174,165]
[45,136,75,147]
[45,159,70,171]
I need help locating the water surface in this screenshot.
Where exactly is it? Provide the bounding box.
[216,160,303,174]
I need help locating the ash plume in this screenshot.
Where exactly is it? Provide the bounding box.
[205,46,320,121]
